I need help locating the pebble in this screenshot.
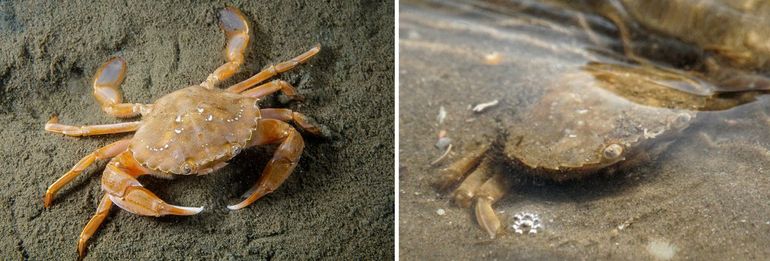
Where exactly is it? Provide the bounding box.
[435,137,452,150]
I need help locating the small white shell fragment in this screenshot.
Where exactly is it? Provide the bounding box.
[437,106,447,124]
[647,239,677,260]
[436,208,446,216]
[484,52,503,65]
[472,100,499,113]
[511,212,542,235]
[435,137,452,150]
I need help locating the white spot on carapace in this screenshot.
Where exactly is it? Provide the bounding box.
[206,115,213,121]
[175,115,182,123]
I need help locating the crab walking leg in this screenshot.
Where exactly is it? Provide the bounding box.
[434,144,490,191]
[241,80,303,100]
[44,116,141,137]
[77,194,113,257]
[474,172,512,239]
[228,119,304,210]
[101,152,204,217]
[201,7,250,89]
[260,108,322,136]
[452,158,494,208]
[44,139,131,208]
[92,57,149,118]
[227,45,321,93]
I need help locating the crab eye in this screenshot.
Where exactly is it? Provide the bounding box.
[602,144,623,160]
[182,163,193,175]
[231,145,242,155]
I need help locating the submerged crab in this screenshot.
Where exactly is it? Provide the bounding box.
[616,0,770,71]
[44,7,322,257]
[436,64,701,238]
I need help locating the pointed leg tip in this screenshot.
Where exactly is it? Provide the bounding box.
[45,115,60,128]
[172,205,204,215]
[43,194,52,208]
[227,198,254,210]
[77,242,86,259]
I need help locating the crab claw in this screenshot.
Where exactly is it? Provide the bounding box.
[475,197,502,239]
[101,152,204,216]
[108,187,203,217]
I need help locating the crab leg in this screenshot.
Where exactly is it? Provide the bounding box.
[78,194,112,257]
[434,144,490,191]
[44,116,141,137]
[260,108,322,136]
[201,7,250,89]
[44,139,130,208]
[241,80,302,101]
[228,119,304,210]
[227,45,321,93]
[92,57,149,118]
[474,172,512,239]
[452,158,494,208]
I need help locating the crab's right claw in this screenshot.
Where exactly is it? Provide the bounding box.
[475,197,502,239]
[108,187,203,217]
[101,152,203,216]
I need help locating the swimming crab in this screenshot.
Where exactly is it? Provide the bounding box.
[44,7,322,257]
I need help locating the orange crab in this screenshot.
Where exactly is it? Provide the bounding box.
[43,7,322,257]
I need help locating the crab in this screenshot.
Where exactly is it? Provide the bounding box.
[435,63,701,238]
[614,0,770,71]
[43,7,323,257]
[438,63,766,238]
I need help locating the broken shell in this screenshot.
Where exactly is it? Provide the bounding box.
[511,212,542,234]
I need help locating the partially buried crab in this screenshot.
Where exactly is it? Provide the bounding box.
[44,7,323,257]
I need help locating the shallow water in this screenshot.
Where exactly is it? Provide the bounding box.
[399,0,770,259]
[0,1,394,259]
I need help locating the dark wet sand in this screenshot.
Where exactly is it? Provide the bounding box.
[399,2,770,260]
[0,1,393,260]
